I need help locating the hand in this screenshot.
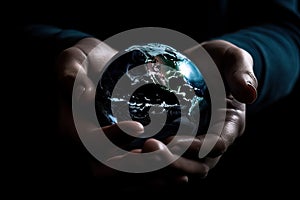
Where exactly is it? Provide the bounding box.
[163,40,258,180]
[56,37,189,188]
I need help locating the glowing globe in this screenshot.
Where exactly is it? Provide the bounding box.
[95,43,211,149]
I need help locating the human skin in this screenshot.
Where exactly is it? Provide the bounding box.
[56,37,257,187]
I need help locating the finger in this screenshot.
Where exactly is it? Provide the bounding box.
[171,156,210,178]
[202,101,245,156]
[108,139,208,179]
[104,138,175,174]
[141,138,176,163]
[105,139,189,188]
[166,135,227,159]
[157,138,209,177]
[202,156,221,169]
[167,100,245,159]
[142,139,189,185]
[101,121,144,147]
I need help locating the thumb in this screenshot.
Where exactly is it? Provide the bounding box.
[223,46,258,103]
[201,40,258,104]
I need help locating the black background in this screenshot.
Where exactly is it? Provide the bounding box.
[5,0,300,197]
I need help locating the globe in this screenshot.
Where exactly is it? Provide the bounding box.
[95,43,211,149]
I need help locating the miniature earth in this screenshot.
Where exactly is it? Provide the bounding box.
[95,43,211,149]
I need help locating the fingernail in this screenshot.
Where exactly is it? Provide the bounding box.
[246,81,257,103]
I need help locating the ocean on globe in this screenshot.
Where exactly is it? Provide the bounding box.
[95,43,211,149]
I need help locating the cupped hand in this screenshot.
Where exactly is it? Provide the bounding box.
[56,37,188,187]
[164,39,258,180]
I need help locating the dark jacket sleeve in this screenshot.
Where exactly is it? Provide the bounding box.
[23,24,91,60]
[219,1,300,112]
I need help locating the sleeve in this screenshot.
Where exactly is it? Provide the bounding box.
[23,24,92,61]
[218,1,300,113]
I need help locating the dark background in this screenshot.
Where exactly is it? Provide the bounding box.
[6,1,300,197]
